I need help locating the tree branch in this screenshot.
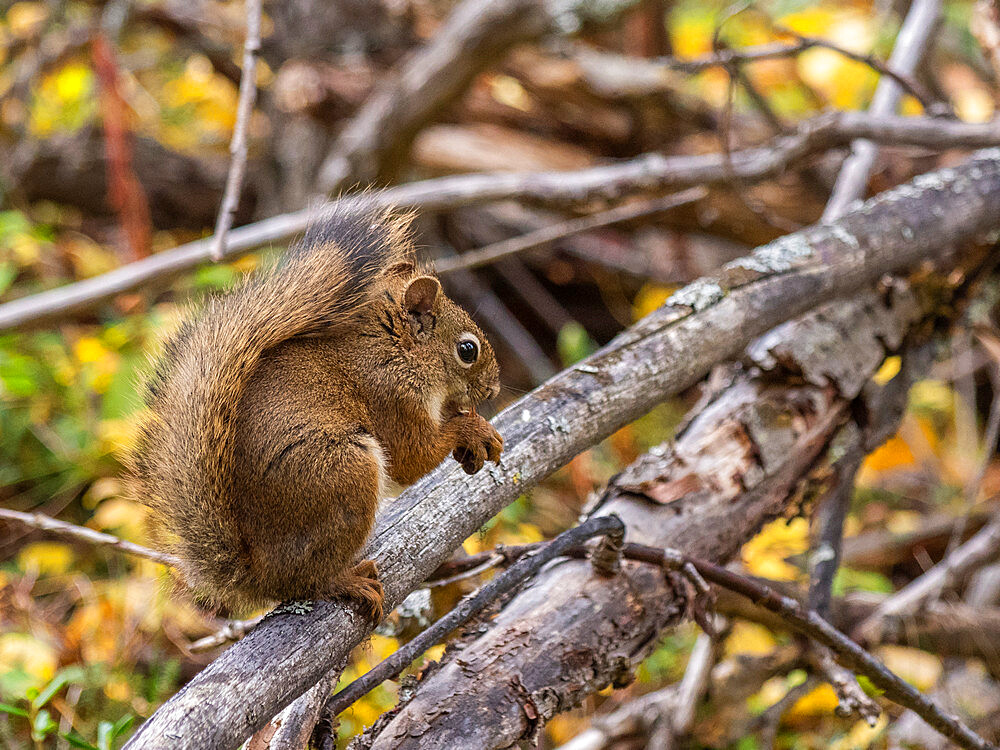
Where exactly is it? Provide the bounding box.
[0,508,178,567]
[822,0,943,220]
[4,113,1000,333]
[209,0,262,261]
[120,148,1000,749]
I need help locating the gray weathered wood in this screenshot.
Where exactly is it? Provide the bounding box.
[357,284,933,748]
[125,150,1000,749]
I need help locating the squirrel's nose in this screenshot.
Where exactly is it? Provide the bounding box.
[489,382,500,400]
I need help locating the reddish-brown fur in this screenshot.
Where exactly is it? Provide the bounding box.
[126,206,502,619]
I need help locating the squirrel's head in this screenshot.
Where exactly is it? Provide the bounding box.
[382,263,500,416]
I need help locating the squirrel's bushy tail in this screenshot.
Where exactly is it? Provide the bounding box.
[127,203,411,608]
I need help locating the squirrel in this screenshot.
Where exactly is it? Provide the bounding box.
[126,205,503,622]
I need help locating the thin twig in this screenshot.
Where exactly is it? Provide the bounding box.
[0,507,178,567]
[856,514,1000,641]
[435,188,706,274]
[209,0,262,262]
[189,615,265,654]
[770,25,942,114]
[621,544,998,750]
[822,0,942,220]
[4,112,1000,332]
[321,515,625,720]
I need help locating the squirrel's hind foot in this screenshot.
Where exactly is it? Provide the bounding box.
[329,560,384,624]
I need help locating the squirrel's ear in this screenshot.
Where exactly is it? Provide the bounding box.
[384,260,415,279]
[403,275,440,314]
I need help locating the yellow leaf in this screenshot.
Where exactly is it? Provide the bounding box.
[872,355,901,386]
[724,621,777,657]
[877,646,941,691]
[787,683,840,718]
[54,64,91,102]
[633,283,678,321]
[831,714,889,750]
[104,677,132,702]
[7,2,47,38]
[90,497,147,541]
[910,379,953,414]
[74,336,107,364]
[741,517,809,581]
[99,419,139,456]
[0,632,57,686]
[858,434,915,479]
[18,541,74,575]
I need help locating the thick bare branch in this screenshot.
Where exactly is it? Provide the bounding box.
[356,277,933,748]
[122,149,1000,749]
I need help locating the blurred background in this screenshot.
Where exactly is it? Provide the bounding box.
[1,0,1000,748]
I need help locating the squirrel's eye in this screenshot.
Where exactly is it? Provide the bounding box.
[455,336,480,367]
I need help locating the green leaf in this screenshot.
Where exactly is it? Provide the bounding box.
[0,261,17,296]
[32,666,85,710]
[0,701,30,718]
[111,713,135,737]
[32,708,57,741]
[61,731,100,750]
[97,720,114,750]
[556,322,596,367]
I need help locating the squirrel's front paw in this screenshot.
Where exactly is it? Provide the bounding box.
[452,414,503,475]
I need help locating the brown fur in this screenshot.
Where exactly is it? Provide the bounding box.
[126,205,502,619]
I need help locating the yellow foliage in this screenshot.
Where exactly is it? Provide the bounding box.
[671,11,716,59]
[29,62,96,136]
[18,541,74,575]
[547,713,587,744]
[859,434,915,478]
[910,379,953,415]
[877,645,941,691]
[831,713,889,750]
[787,683,839,718]
[724,621,777,657]
[7,2,47,38]
[90,497,147,542]
[741,517,809,581]
[632,283,678,321]
[75,337,108,364]
[103,676,132,703]
[10,232,41,265]
[65,234,119,279]
[99,418,139,456]
[872,355,901,386]
[0,632,58,687]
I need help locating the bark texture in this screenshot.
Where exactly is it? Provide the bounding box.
[125,151,1000,750]
[357,282,933,748]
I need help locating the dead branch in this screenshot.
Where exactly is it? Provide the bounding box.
[822,0,942,220]
[323,516,624,719]
[662,551,996,750]
[119,150,1000,749]
[4,113,1000,333]
[316,0,652,192]
[209,0,262,261]
[435,188,706,274]
[0,507,178,568]
[857,514,1000,642]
